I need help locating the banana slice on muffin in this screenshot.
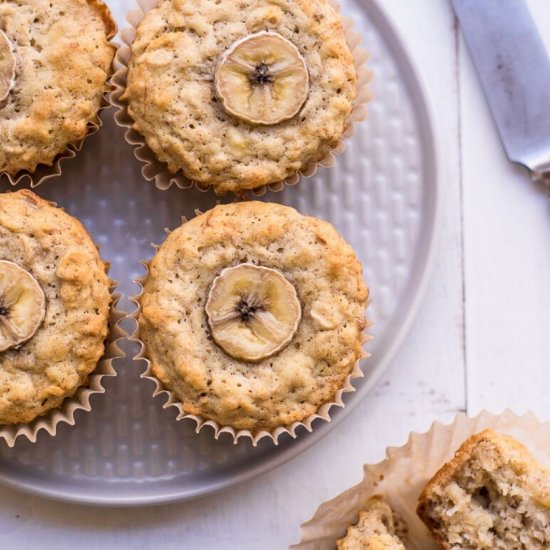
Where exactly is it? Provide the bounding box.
[214,31,309,126]
[0,30,16,103]
[205,263,302,363]
[0,261,46,352]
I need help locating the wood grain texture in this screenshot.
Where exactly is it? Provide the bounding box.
[461,0,550,419]
[0,0,548,548]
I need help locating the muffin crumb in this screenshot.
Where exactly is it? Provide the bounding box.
[337,496,407,549]
[417,429,550,549]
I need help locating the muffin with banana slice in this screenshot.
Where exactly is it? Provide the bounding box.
[121,0,363,195]
[0,190,111,426]
[0,0,116,180]
[137,201,369,441]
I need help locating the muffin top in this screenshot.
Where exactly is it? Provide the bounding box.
[138,201,368,433]
[0,0,116,176]
[0,190,111,425]
[124,0,357,194]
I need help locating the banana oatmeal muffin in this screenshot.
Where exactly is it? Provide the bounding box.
[337,497,407,550]
[0,190,111,425]
[0,0,116,178]
[417,429,550,550]
[122,0,359,194]
[137,201,368,435]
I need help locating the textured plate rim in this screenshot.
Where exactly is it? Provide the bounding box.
[0,0,441,507]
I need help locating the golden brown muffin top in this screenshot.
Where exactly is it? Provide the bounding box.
[138,201,368,433]
[124,0,357,194]
[0,190,111,425]
[0,0,116,176]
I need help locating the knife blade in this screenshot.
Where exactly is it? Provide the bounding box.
[452,0,550,185]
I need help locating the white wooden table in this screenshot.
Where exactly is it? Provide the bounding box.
[1,1,549,548]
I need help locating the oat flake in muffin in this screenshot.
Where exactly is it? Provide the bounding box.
[137,202,369,433]
[123,0,358,194]
[0,0,116,177]
[0,190,111,425]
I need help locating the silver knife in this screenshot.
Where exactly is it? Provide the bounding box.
[452,0,550,186]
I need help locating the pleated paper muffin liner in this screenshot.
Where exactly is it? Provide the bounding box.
[130,218,371,447]
[292,409,550,549]
[1,1,118,189]
[0,276,125,448]
[111,0,373,197]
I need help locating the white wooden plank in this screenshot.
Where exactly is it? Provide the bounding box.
[0,1,466,549]
[461,0,550,418]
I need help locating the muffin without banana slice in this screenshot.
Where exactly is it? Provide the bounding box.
[122,0,359,194]
[0,190,111,424]
[337,497,407,550]
[137,202,369,435]
[0,0,116,177]
[417,429,550,550]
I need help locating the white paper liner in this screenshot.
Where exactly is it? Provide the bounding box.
[0,277,125,448]
[0,1,118,188]
[111,0,373,197]
[131,216,371,447]
[292,409,550,549]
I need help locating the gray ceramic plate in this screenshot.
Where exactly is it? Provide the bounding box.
[0,0,439,506]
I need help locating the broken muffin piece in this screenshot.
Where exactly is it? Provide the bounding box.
[417,429,550,550]
[337,496,407,549]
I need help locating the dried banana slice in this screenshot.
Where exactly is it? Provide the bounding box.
[205,263,302,363]
[214,31,309,126]
[0,30,16,103]
[0,261,46,352]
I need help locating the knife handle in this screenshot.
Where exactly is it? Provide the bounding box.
[531,169,550,188]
